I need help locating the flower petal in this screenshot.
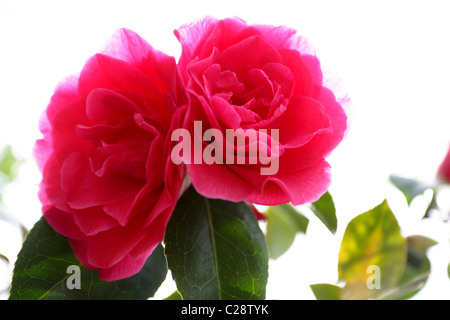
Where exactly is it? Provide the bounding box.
[187,162,253,202]
[78,53,163,102]
[246,159,331,206]
[275,96,332,148]
[217,35,282,76]
[60,152,143,211]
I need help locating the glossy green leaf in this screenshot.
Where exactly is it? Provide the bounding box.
[164,187,268,300]
[309,191,337,234]
[338,200,407,300]
[9,217,168,300]
[265,204,309,259]
[310,283,342,300]
[389,174,434,205]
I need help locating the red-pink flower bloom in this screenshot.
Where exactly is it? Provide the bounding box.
[437,146,450,183]
[175,17,347,206]
[34,29,186,281]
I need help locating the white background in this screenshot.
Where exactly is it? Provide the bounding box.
[1,0,449,299]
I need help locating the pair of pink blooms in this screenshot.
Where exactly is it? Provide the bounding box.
[34,17,347,281]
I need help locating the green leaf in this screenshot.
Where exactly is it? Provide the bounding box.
[164,290,182,300]
[265,203,309,259]
[423,190,439,218]
[0,145,21,182]
[338,200,407,300]
[385,235,437,300]
[309,191,337,234]
[310,283,342,300]
[389,174,434,205]
[164,187,268,300]
[376,272,430,300]
[406,235,437,254]
[9,217,168,300]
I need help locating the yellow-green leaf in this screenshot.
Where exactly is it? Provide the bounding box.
[338,200,407,300]
[0,145,22,182]
[310,283,342,300]
[164,290,182,300]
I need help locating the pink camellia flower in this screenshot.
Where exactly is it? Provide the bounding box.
[437,146,450,183]
[34,29,186,281]
[173,17,347,206]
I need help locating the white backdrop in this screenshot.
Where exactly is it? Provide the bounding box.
[1,0,449,299]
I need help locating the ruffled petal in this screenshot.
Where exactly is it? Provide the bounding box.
[187,161,253,202]
[60,152,143,212]
[275,96,332,148]
[78,53,163,102]
[245,159,331,206]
